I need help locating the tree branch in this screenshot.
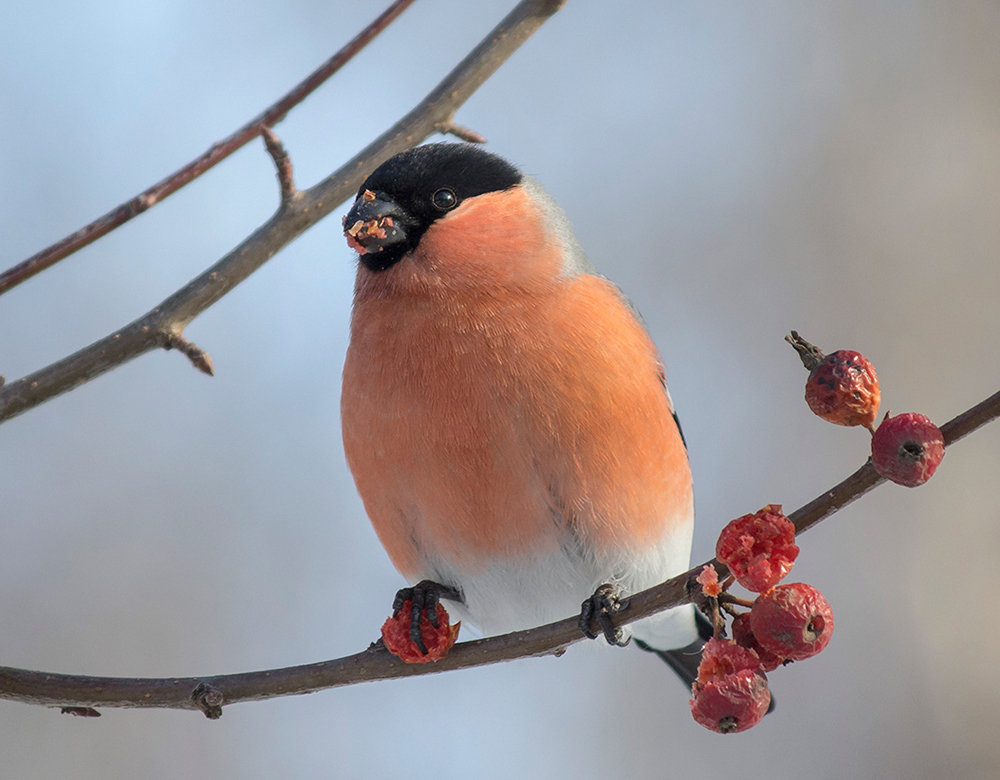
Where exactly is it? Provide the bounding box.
[0,0,567,424]
[1,387,996,715]
[0,0,417,296]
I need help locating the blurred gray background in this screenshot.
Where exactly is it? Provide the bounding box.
[2,1,999,778]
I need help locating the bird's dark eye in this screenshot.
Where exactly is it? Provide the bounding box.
[431,187,458,211]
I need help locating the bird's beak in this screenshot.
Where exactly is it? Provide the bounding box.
[343,189,408,256]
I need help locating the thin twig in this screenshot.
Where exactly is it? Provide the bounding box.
[162,332,215,377]
[435,120,489,144]
[0,0,567,424]
[0,0,417,296]
[261,127,297,204]
[0,385,995,713]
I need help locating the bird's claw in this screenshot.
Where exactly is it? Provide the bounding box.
[579,583,631,647]
[393,580,463,654]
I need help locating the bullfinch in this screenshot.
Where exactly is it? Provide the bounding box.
[341,143,710,684]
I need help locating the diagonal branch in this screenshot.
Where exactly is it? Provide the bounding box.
[0,386,996,714]
[0,0,417,296]
[0,0,566,424]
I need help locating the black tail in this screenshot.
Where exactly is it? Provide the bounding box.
[633,610,714,688]
[635,611,775,713]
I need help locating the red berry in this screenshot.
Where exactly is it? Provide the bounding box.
[871,412,945,487]
[804,350,880,429]
[690,673,770,734]
[690,639,770,733]
[749,583,833,662]
[716,504,799,593]
[787,332,880,429]
[731,612,784,672]
[381,601,460,664]
[695,637,762,683]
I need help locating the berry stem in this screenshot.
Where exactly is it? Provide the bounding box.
[719,593,756,610]
[719,601,748,619]
[701,596,727,639]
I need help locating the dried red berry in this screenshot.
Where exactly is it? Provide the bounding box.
[695,637,763,683]
[749,583,833,662]
[787,332,880,430]
[690,638,771,733]
[731,612,784,672]
[381,601,460,664]
[871,412,945,487]
[716,504,799,593]
[690,673,771,734]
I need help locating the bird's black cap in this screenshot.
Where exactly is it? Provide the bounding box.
[345,144,522,272]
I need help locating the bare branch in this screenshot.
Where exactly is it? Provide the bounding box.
[1,386,996,714]
[0,0,417,296]
[0,0,567,424]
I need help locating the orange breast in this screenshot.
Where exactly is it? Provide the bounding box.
[341,189,691,580]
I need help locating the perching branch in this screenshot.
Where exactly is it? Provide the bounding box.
[0,0,417,296]
[0,0,566,424]
[1,387,996,714]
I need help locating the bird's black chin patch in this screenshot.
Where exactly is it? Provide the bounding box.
[358,245,407,273]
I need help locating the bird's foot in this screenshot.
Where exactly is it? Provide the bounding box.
[579,583,631,647]
[392,580,463,654]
